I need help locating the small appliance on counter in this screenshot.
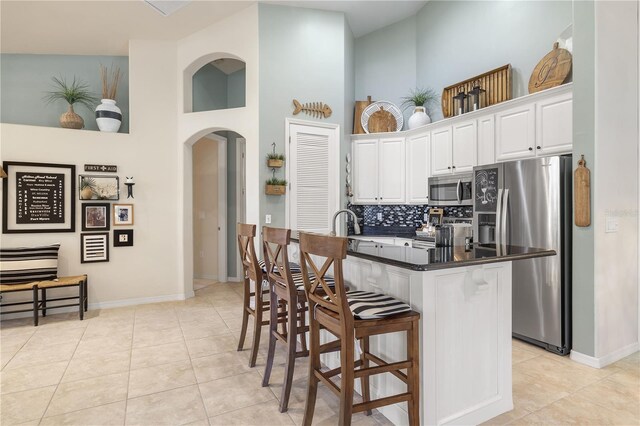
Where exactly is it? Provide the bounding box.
[414,215,472,249]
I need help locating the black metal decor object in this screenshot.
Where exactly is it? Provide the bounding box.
[125,177,135,199]
[468,85,486,111]
[453,90,468,116]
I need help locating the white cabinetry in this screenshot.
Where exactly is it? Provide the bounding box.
[477,115,496,165]
[495,104,536,161]
[536,91,573,155]
[431,120,477,176]
[353,137,405,204]
[406,133,430,203]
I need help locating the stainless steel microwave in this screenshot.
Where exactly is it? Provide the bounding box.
[428,173,473,206]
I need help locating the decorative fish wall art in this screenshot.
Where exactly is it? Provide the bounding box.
[292,99,332,119]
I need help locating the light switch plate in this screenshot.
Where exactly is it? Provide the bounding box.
[605,216,618,233]
[377,212,382,221]
[424,213,429,222]
[265,214,272,224]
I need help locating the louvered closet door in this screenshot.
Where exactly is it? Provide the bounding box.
[288,123,339,234]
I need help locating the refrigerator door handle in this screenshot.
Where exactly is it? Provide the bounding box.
[456,179,462,204]
[496,188,504,245]
[501,189,509,246]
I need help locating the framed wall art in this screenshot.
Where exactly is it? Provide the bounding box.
[81,232,109,263]
[79,175,120,200]
[114,229,134,247]
[113,204,134,226]
[2,161,76,233]
[81,203,110,231]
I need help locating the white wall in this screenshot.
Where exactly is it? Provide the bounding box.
[176,5,259,297]
[192,136,219,280]
[592,0,639,361]
[0,40,180,308]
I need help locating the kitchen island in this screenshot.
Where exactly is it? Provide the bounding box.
[288,237,555,426]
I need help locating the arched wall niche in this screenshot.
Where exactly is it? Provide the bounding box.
[183,52,246,114]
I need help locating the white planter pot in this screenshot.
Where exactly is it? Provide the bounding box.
[408,106,431,129]
[95,99,122,133]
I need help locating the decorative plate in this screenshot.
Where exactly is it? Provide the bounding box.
[361,101,403,133]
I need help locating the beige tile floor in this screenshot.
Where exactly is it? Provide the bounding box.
[1,281,638,425]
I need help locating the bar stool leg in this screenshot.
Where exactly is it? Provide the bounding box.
[84,278,88,312]
[249,295,262,368]
[279,298,297,412]
[339,336,355,426]
[79,281,84,320]
[298,301,308,353]
[407,318,420,426]
[302,319,321,426]
[237,282,250,352]
[262,285,278,387]
[41,288,47,317]
[360,336,372,415]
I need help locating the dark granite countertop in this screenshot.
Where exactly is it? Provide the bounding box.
[290,233,555,271]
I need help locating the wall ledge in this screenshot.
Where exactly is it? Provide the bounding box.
[571,342,639,368]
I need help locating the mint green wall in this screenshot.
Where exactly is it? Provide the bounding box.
[571,0,596,357]
[192,64,228,112]
[354,15,416,127]
[416,1,572,121]
[0,54,129,132]
[259,4,349,230]
[192,65,246,112]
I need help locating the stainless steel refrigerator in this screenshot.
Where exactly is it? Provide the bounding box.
[472,156,572,355]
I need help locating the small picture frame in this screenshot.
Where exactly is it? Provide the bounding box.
[82,203,110,231]
[113,204,134,226]
[81,232,109,263]
[114,229,134,247]
[79,175,120,200]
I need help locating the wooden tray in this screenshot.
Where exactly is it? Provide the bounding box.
[442,64,512,118]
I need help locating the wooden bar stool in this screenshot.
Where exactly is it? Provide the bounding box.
[261,227,341,412]
[236,223,271,367]
[299,232,421,426]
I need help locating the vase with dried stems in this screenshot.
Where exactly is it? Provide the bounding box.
[95,64,122,132]
[43,76,98,129]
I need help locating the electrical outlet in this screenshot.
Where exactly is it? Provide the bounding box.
[605,216,619,233]
[424,213,429,222]
[200,251,204,258]
[377,212,382,221]
[265,214,272,224]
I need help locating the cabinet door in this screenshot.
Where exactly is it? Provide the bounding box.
[495,104,536,162]
[353,139,379,204]
[406,133,430,204]
[477,115,495,166]
[430,126,453,176]
[452,120,477,173]
[536,92,572,155]
[379,137,406,204]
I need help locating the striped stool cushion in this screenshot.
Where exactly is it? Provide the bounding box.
[345,290,412,320]
[0,244,60,285]
[290,273,335,291]
[258,259,301,274]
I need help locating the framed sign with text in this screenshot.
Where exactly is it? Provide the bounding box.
[2,161,76,233]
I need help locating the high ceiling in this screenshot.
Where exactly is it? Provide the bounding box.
[0,0,427,56]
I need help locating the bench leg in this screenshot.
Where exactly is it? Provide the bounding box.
[84,278,88,312]
[41,288,47,317]
[79,282,84,321]
[33,286,39,326]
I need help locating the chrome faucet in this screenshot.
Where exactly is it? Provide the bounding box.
[331,209,361,236]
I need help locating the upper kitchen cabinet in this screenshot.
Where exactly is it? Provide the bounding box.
[353,137,405,204]
[406,133,430,204]
[431,119,477,176]
[536,91,573,155]
[495,84,573,162]
[495,103,536,161]
[477,115,496,166]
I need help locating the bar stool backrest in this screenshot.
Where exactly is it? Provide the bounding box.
[237,223,262,286]
[262,227,296,299]
[298,232,352,328]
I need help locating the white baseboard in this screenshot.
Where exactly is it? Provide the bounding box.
[571,342,639,368]
[195,274,218,281]
[227,276,242,282]
[1,293,190,321]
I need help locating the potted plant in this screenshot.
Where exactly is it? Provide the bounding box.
[44,76,98,129]
[401,87,439,129]
[267,153,285,168]
[95,64,122,132]
[265,177,287,195]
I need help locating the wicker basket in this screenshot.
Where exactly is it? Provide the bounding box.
[266,184,286,195]
[267,159,284,168]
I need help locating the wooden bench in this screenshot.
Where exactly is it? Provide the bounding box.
[0,275,88,326]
